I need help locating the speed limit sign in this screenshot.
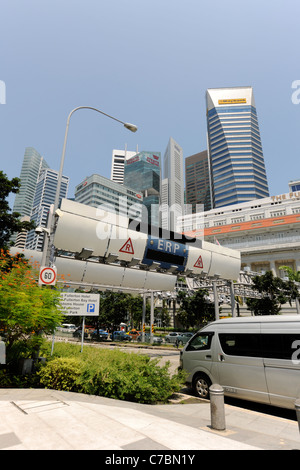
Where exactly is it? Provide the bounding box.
[39,266,57,286]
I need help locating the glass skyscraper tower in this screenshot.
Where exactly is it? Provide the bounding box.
[206,87,269,208]
[13,147,49,218]
[124,151,161,226]
[26,168,69,251]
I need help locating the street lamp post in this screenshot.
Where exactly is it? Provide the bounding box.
[45,106,138,267]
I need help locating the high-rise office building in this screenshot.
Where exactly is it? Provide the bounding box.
[12,147,49,245]
[185,150,212,212]
[124,151,161,226]
[25,168,69,251]
[13,147,49,218]
[289,179,300,192]
[110,148,137,184]
[75,173,143,220]
[161,137,184,232]
[206,87,269,208]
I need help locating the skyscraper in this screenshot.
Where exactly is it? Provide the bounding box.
[124,151,161,226]
[13,147,49,218]
[25,168,69,251]
[185,150,212,212]
[110,148,137,184]
[289,179,300,192]
[75,173,143,220]
[206,87,269,208]
[161,137,184,232]
[12,147,49,245]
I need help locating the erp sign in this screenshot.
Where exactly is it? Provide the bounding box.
[142,236,188,272]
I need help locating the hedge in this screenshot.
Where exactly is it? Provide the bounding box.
[36,342,186,404]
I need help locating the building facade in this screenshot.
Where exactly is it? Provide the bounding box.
[289,179,300,192]
[26,168,69,251]
[185,150,212,212]
[161,137,184,231]
[110,148,137,184]
[12,147,49,245]
[13,147,49,218]
[178,190,300,277]
[206,87,269,208]
[124,151,161,226]
[75,173,143,220]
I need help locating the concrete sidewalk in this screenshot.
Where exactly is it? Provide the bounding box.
[0,388,300,450]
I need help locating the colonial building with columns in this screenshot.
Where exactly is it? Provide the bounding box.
[177,190,300,277]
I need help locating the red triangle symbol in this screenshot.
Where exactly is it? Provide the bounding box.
[119,238,134,254]
[194,255,203,269]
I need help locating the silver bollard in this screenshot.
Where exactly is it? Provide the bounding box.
[295,399,300,433]
[209,383,226,431]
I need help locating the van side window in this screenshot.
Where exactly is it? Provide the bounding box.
[219,333,300,360]
[186,333,214,351]
[219,333,261,357]
[261,334,300,360]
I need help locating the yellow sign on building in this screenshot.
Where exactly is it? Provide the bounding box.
[218,98,247,105]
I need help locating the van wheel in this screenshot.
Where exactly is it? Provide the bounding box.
[192,374,211,399]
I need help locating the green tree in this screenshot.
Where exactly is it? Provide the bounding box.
[0,249,64,366]
[246,271,289,315]
[126,295,144,328]
[157,303,171,328]
[177,289,215,328]
[98,291,130,329]
[0,171,35,248]
[279,265,300,282]
[279,265,300,307]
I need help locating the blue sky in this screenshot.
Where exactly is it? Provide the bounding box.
[1,0,300,205]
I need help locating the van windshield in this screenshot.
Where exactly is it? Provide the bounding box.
[186,332,214,351]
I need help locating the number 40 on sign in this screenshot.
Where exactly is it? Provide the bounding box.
[39,266,57,286]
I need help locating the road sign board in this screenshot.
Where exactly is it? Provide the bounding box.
[194,255,203,269]
[60,292,100,316]
[142,236,189,272]
[39,266,57,285]
[119,237,134,254]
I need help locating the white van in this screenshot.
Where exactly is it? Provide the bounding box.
[56,323,77,332]
[180,315,300,409]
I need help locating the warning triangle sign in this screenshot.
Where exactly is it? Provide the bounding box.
[194,255,203,269]
[119,238,134,254]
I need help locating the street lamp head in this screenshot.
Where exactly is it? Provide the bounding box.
[124,122,138,133]
[35,226,50,236]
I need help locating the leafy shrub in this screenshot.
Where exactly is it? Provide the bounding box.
[0,367,41,388]
[79,351,185,403]
[38,342,186,403]
[38,357,83,392]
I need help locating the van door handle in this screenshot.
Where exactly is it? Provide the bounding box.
[219,354,225,362]
[205,355,211,359]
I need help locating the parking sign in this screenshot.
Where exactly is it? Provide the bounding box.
[60,293,100,316]
[87,303,96,313]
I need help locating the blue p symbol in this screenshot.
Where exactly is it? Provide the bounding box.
[87,304,95,313]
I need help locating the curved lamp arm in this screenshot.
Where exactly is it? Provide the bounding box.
[53,106,138,214]
[45,106,138,267]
